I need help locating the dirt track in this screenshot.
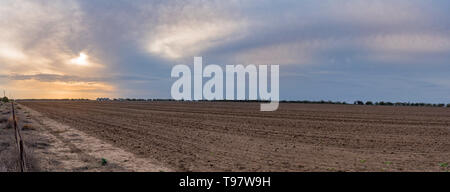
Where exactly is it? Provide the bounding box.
[19,101,450,172]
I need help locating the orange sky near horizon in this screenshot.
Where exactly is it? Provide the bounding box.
[0,79,115,99]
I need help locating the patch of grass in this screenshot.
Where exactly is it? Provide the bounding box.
[359,159,366,163]
[101,158,108,166]
[326,167,336,171]
[439,162,448,168]
[383,161,392,165]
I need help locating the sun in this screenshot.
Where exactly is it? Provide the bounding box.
[70,52,89,66]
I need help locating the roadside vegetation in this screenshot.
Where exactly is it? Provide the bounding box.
[1,99,39,172]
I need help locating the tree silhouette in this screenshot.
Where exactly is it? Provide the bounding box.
[1,96,9,103]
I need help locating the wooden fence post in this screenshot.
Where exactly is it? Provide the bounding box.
[11,101,26,172]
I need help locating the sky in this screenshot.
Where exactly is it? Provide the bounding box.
[0,0,449,103]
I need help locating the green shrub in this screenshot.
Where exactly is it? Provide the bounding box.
[1,97,8,103]
[101,158,108,166]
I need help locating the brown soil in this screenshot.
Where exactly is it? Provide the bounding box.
[9,104,170,172]
[18,101,450,172]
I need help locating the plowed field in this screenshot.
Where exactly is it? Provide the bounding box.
[19,101,450,172]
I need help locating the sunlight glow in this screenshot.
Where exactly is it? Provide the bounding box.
[70,52,89,66]
[0,43,27,60]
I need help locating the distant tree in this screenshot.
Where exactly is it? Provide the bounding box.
[354,100,364,105]
[1,96,9,103]
[365,101,373,105]
[447,104,450,108]
[395,102,404,106]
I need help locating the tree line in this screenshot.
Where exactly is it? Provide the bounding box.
[280,100,449,107]
[352,100,449,107]
[15,98,450,108]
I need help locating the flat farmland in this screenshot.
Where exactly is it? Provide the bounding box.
[18,101,450,171]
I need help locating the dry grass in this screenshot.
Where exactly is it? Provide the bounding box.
[22,124,35,131]
[0,116,7,124]
[0,135,41,172]
[24,147,40,172]
[0,149,39,172]
[4,116,14,129]
[0,105,40,172]
[2,116,20,129]
[0,149,20,172]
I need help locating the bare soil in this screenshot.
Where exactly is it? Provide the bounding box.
[18,101,450,172]
[1,102,170,172]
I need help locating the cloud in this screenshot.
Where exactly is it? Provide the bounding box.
[196,0,450,66]
[325,0,426,26]
[0,0,108,75]
[233,40,328,65]
[4,74,99,83]
[365,33,450,53]
[1,0,450,101]
[139,1,246,59]
[1,73,160,84]
[147,19,244,59]
[0,0,111,98]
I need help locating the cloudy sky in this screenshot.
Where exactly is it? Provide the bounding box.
[0,0,449,102]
